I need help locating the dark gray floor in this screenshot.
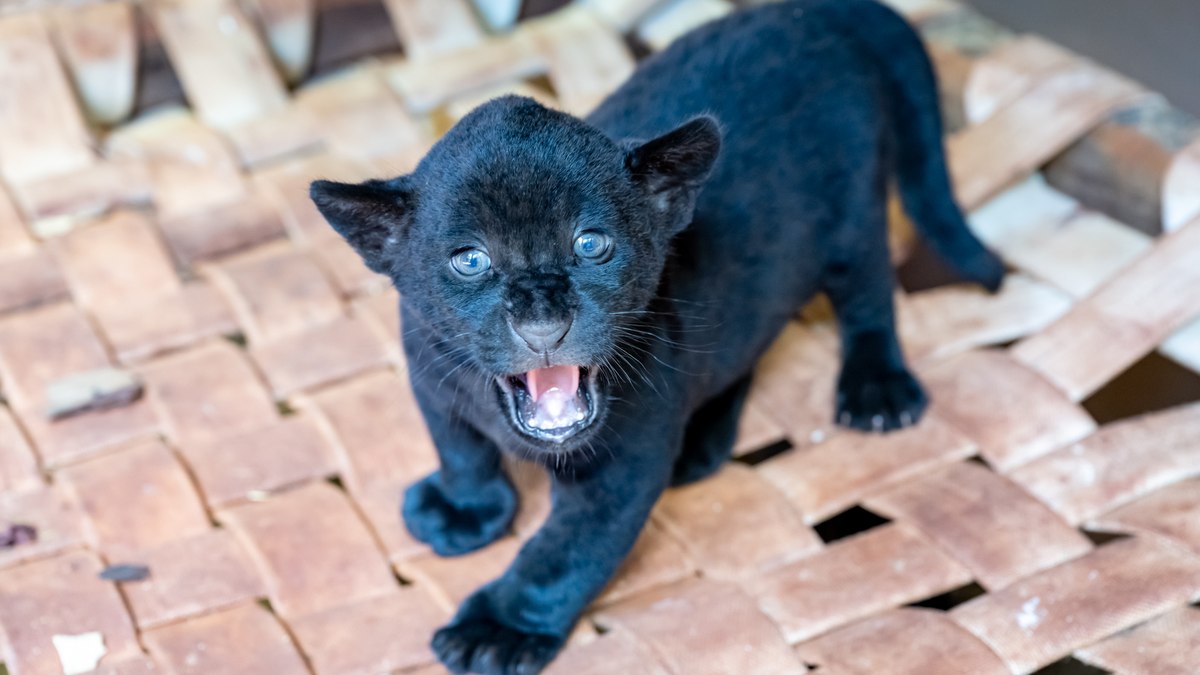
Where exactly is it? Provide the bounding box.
[965,0,1200,116]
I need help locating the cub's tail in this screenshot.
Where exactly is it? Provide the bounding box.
[829,0,1005,291]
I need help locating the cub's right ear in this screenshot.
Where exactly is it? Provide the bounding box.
[310,178,412,274]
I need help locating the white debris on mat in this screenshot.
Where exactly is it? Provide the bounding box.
[45,367,142,419]
[52,631,107,675]
[1016,596,1045,632]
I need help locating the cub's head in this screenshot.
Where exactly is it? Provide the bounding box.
[311,96,720,454]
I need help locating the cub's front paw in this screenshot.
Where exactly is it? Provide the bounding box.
[835,367,928,433]
[403,472,516,556]
[433,617,563,675]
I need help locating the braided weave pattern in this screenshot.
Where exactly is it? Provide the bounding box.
[1,1,1198,673]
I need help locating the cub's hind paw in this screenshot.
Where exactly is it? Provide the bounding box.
[433,617,563,675]
[402,472,516,557]
[835,367,928,433]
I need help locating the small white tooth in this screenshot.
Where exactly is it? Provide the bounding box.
[574,410,585,421]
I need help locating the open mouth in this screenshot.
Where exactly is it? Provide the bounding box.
[497,365,598,443]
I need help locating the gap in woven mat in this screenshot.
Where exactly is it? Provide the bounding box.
[733,439,794,466]
[1079,530,1131,548]
[965,454,993,468]
[519,0,571,20]
[223,332,248,348]
[624,33,654,60]
[812,506,891,544]
[311,0,404,79]
[1082,351,1200,425]
[393,570,413,586]
[1031,656,1111,675]
[276,401,298,417]
[896,238,1015,292]
[527,74,558,100]
[326,475,347,492]
[131,6,186,114]
[907,581,986,611]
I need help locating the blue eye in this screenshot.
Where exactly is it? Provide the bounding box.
[573,231,613,262]
[450,248,491,277]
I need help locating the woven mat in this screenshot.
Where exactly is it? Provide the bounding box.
[2,1,1200,674]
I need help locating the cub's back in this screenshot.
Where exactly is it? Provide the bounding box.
[588,0,896,251]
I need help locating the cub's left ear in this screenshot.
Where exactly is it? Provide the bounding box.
[626,116,722,232]
[310,177,412,275]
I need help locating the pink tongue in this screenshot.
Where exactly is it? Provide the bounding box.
[525,365,585,427]
[526,365,579,402]
[523,365,585,431]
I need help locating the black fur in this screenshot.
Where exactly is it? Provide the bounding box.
[311,1,1003,672]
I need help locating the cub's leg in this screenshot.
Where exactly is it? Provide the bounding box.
[432,417,680,675]
[672,374,752,485]
[402,381,517,557]
[824,168,928,432]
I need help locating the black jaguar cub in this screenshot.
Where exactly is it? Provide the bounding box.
[311,0,1003,672]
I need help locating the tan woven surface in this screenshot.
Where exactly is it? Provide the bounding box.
[2,1,1200,673]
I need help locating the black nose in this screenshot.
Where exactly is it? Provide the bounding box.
[511,318,572,353]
